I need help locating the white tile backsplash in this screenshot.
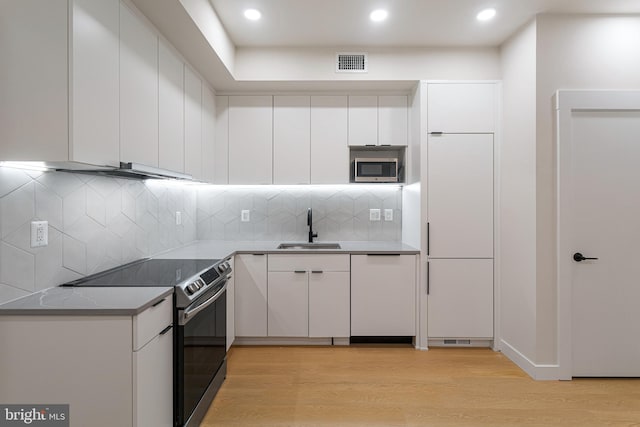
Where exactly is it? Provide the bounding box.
[197,185,402,242]
[0,167,198,304]
[0,166,403,305]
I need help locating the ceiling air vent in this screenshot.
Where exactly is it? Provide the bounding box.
[336,52,368,73]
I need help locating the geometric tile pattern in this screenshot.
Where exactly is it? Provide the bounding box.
[0,167,197,305]
[197,185,402,243]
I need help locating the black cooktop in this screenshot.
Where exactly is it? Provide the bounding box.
[63,258,219,287]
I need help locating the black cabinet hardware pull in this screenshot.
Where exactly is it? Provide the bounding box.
[159,325,173,336]
[152,298,166,307]
[573,252,598,262]
[427,262,430,295]
[294,270,306,274]
[311,270,323,274]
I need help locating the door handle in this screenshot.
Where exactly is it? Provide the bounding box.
[573,252,598,262]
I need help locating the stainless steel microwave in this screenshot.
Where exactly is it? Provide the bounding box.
[354,158,398,182]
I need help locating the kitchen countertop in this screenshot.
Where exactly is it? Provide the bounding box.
[154,240,419,260]
[0,286,173,315]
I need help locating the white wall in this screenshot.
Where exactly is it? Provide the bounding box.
[499,20,538,365]
[535,14,640,365]
[235,47,500,82]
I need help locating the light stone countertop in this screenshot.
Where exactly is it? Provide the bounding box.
[154,240,419,260]
[0,240,418,315]
[0,286,173,316]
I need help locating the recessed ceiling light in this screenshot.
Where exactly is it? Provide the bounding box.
[370,9,388,22]
[244,9,261,21]
[476,8,496,21]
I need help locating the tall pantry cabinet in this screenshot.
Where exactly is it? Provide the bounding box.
[423,82,497,347]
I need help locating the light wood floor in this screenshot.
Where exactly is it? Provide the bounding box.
[202,346,640,426]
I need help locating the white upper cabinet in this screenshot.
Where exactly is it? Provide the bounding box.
[184,65,202,179]
[310,96,349,184]
[0,0,120,166]
[201,85,216,183]
[378,95,408,146]
[120,2,159,167]
[273,96,311,184]
[72,0,120,167]
[214,96,229,184]
[427,83,496,133]
[348,95,408,146]
[348,95,378,146]
[229,96,273,185]
[158,40,184,173]
[427,133,494,258]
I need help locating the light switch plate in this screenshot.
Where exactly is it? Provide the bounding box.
[384,209,393,221]
[369,209,381,221]
[241,210,251,222]
[31,221,48,247]
[175,211,182,225]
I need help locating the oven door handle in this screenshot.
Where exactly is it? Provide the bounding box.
[180,282,227,326]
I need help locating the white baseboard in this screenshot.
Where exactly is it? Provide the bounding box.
[500,339,560,380]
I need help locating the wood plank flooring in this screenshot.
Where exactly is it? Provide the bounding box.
[202,346,640,426]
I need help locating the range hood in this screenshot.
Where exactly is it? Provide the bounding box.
[51,162,193,181]
[114,162,192,180]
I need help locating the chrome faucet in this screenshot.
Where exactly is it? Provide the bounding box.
[307,208,318,243]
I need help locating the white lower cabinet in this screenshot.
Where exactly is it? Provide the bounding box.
[0,296,173,427]
[427,259,493,339]
[267,254,350,338]
[309,271,350,338]
[351,254,417,336]
[133,325,173,427]
[267,271,309,336]
[234,254,268,337]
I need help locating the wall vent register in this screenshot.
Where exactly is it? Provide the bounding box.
[336,53,368,72]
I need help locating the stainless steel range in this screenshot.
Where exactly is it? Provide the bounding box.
[63,257,232,427]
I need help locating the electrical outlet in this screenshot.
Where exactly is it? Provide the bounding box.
[369,209,381,221]
[241,210,251,222]
[31,221,48,248]
[175,211,182,225]
[384,209,393,221]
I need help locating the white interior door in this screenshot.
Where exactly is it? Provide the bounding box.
[559,92,640,377]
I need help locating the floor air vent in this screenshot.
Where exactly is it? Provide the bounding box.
[444,339,472,345]
[336,52,368,73]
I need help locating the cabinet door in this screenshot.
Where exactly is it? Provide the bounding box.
[120,3,158,166]
[0,0,68,161]
[158,40,184,173]
[184,65,202,179]
[351,255,416,336]
[229,96,273,184]
[427,83,496,133]
[214,96,229,184]
[378,95,408,146]
[427,134,493,258]
[427,259,493,339]
[234,254,268,337]
[133,327,173,427]
[309,271,350,338]
[201,85,216,183]
[348,95,378,146]
[72,0,120,167]
[267,272,309,337]
[273,96,310,184]
[310,96,349,184]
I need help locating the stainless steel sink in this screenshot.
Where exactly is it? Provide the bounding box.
[277,242,342,250]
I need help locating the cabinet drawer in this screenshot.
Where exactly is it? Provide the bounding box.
[133,296,172,351]
[268,254,349,272]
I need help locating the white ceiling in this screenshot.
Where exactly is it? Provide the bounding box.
[209,0,640,47]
